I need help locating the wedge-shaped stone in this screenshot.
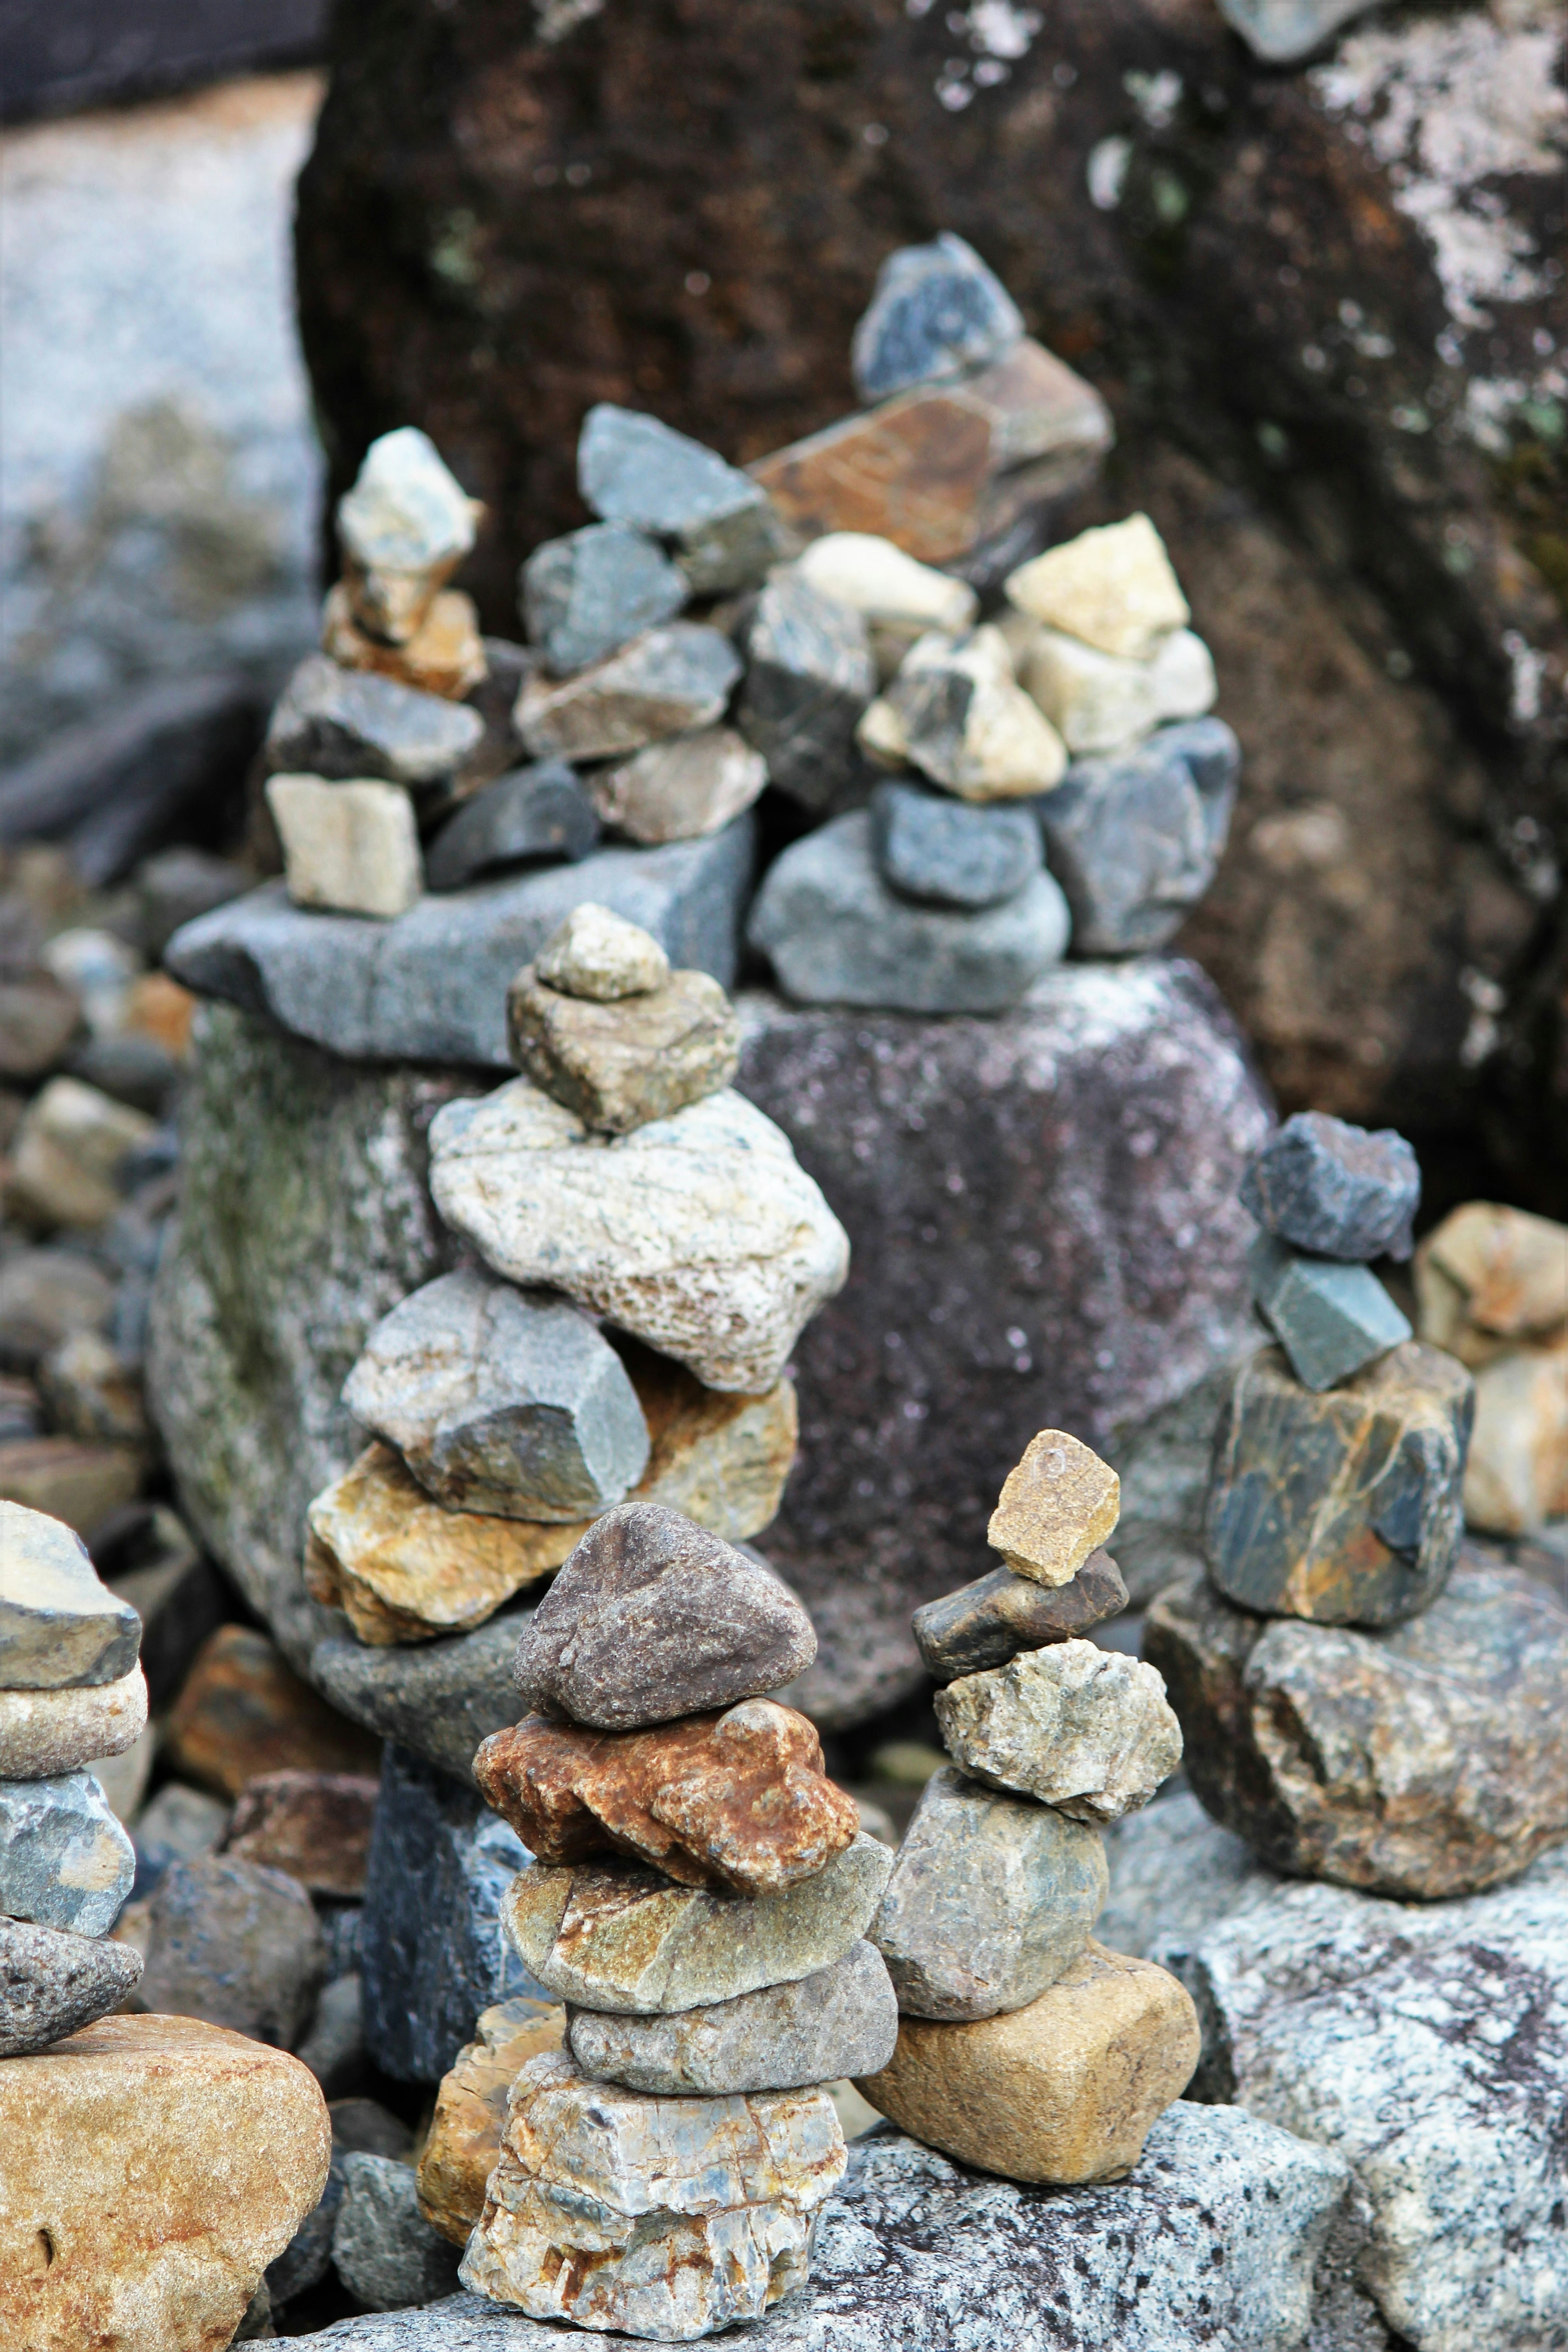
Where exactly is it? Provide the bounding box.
[858,1942,1199,2186]
[0,1501,140,1689]
[935,1642,1182,1825]
[913,1551,1127,1683]
[475,1698,858,1895]
[1242,1108,1420,1264]
[416,1997,567,2245]
[424,761,599,892]
[265,653,484,789]
[1006,516,1189,662]
[852,233,1025,403]
[1415,1200,1568,1368]
[578,404,785,595]
[0,1915,143,2057]
[338,426,481,641]
[987,1428,1120,1586]
[516,623,740,762]
[508,962,739,1134]
[0,1768,135,1936]
[588,726,768,845]
[1249,1235,1412,1392]
[343,1270,649,1520]
[429,1080,850,1394]
[860,626,1067,801]
[1205,1341,1474,1624]
[0,1666,147,1780]
[521,521,687,673]
[503,1833,894,2014]
[737,571,877,813]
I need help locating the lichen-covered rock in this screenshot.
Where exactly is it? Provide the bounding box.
[911,1552,1126,1683]
[0,1915,144,2056]
[934,1642,1182,1825]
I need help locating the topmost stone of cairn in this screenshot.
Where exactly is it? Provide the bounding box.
[851,232,1024,405]
[534,903,671,1002]
[337,426,483,642]
[1242,1109,1420,1263]
[988,1430,1121,1588]
[1006,514,1191,663]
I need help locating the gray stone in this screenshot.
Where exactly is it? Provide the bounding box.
[361,1741,551,2083]
[871,1766,1107,2021]
[130,1779,230,1898]
[851,234,1025,405]
[312,1617,527,1784]
[871,780,1042,910]
[139,1852,327,2047]
[534,901,670,999]
[423,762,599,892]
[0,1768,134,1935]
[516,623,740,762]
[521,522,687,673]
[513,1502,817,1730]
[132,845,251,959]
[748,810,1070,1013]
[738,572,877,812]
[566,1938,898,2096]
[934,1641,1183,1825]
[1035,718,1241,956]
[342,1269,649,1521]
[1249,1234,1412,1391]
[333,2152,463,2312]
[0,1913,144,2055]
[589,726,768,846]
[267,2158,346,2311]
[1098,1786,1278,1965]
[0,1246,116,1373]
[164,818,755,1066]
[0,1500,140,1688]
[578,404,784,595]
[296,1971,366,2096]
[265,653,484,792]
[912,1551,1128,1683]
[1215,0,1384,65]
[1241,1109,1421,1265]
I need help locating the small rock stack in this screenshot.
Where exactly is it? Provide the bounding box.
[458,1501,899,2339]
[859,1430,1198,2185]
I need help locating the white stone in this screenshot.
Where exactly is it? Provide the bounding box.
[1005,514,1190,661]
[1018,627,1163,755]
[267,773,423,920]
[428,1080,849,1394]
[5,1077,157,1231]
[934,1641,1183,1824]
[337,427,481,643]
[533,901,670,1000]
[1151,628,1218,722]
[858,626,1067,802]
[795,535,978,636]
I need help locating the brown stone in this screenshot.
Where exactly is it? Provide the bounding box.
[987,1430,1120,1588]
[0,2012,330,2352]
[475,1697,859,1896]
[912,1550,1127,1684]
[620,1341,797,1544]
[121,971,197,1061]
[506,963,740,1135]
[322,580,488,700]
[1416,1203,1568,1370]
[165,1625,380,1799]
[1463,1341,1568,1537]
[0,1435,142,1535]
[857,1942,1198,2187]
[222,1769,381,1900]
[415,1997,567,2246]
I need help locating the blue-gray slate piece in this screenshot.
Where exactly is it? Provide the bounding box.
[738,572,877,813]
[1249,1234,1413,1392]
[1241,1109,1421,1263]
[520,523,688,674]
[577,405,784,595]
[1037,717,1240,956]
[0,1769,134,1936]
[850,232,1025,404]
[870,780,1042,910]
[164,816,755,1068]
[424,762,599,892]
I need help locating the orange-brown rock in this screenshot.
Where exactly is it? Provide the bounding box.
[221,1768,381,1900]
[416,1996,566,2245]
[165,1626,379,1799]
[322,580,488,700]
[621,1341,797,1544]
[475,1697,859,1897]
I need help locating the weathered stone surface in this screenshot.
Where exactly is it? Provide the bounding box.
[535,900,671,1000]
[1036,717,1239,955]
[872,1766,1107,2022]
[416,1996,567,2245]
[987,1428,1120,1587]
[621,1347,797,1545]
[795,535,977,646]
[522,522,688,674]
[935,1642,1182,1825]
[424,760,599,891]
[430,1080,849,1394]
[313,1617,524,1784]
[167,1626,379,1796]
[512,1503,817,1731]
[0,1667,147,1781]
[504,1832,893,2016]
[334,2153,463,2312]
[851,234,1023,405]
[337,427,480,642]
[737,570,876,813]
[1007,516,1189,664]
[1206,1341,1474,1625]
[578,405,784,596]
[265,654,485,791]
[1249,1234,1412,1392]
[860,1942,1199,2186]
[0,2013,331,2352]
[323,581,489,702]
[864,626,1067,802]
[0,1914,143,2056]
[1097,1784,1277,1966]
[1015,619,1214,756]
[1464,1339,1568,1535]
[6,1075,155,1233]
[517,623,740,763]
[508,963,740,1134]
[36,1332,152,1452]
[870,781,1041,911]
[748,809,1070,1014]
[138,1852,326,2048]
[1243,1109,1421,1265]
[589,727,768,847]
[1416,1200,1568,1368]
[267,773,424,921]
[461,2049,845,2337]
[0,1501,140,1688]
[223,1770,380,1901]
[1147,1560,1568,1898]
[343,1270,648,1520]
[130,1781,230,1900]
[0,1769,133,1936]
[912,1552,1127,1683]
[476,1699,858,1895]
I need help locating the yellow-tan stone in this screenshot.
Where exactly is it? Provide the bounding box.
[987,1428,1119,1587]
[416,1996,567,2245]
[323,580,488,700]
[628,1348,797,1542]
[1416,1202,1568,1369]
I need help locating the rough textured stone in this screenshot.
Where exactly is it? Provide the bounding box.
[167,1626,379,1796]
[521,522,687,674]
[508,962,740,1135]
[323,581,489,702]
[1147,1560,1568,1898]
[534,900,671,999]
[748,810,1070,1014]
[267,773,424,921]
[504,1832,893,2016]
[987,1428,1120,1587]
[512,1503,817,1731]
[424,761,599,891]
[851,234,1024,405]
[1416,1200,1568,1367]
[1205,1341,1474,1625]
[578,405,784,596]
[1035,717,1239,955]
[0,1667,147,1781]
[475,1699,858,1896]
[313,1617,525,1784]
[737,570,877,813]
[337,426,480,642]
[912,1552,1127,1683]
[130,1781,230,1900]
[430,1080,849,1394]
[223,1771,380,1901]
[139,1853,327,2049]
[1464,1339,1568,1535]
[0,1770,133,1936]
[619,1348,798,1545]
[0,1502,140,1688]
[935,1642,1182,1825]
[589,727,768,846]
[1244,1109,1422,1266]
[872,1766,1107,2022]
[870,781,1041,911]
[416,1996,567,2245]
[516,623,740,763]
[0,1913,143,2056]
[1097,1784,1277,1966]
[265,654,485,791]
[1249,1235,1413,1392]
[334,2153,463,2312]
[1007,516,1189,664]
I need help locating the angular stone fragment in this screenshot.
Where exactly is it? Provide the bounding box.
[512,1501,817,1730]
[343,1269,649,1519]
[463,2054,844,2338]
[567,1939,897,2098]
[333,2152,462,2311]
[870,780,1041,911]
[534,899,670,999]
[1016,622,1214,756]
[0,1769,135,1936]
[1463,1340,1568,1535]
[578,404,785,595]
[1243,1108,1421,1265]
[266,654,485,790]
[737,570,877,813]
[0,1914,143,2056]
[1249,1234,1412,1392]
[6,1076,155,1232]
[852,233,1025,403]
[0,1501,140,1688]
[424,761,599,891]
[913,1551,1127,1683]
[516,623,740,762]
[323,582,488,700]
[1205,1341,1474,1625]
[508,961,739,1134]
[337,427,481,642]
[504,1833,893,2014]
[1036,717,1241,954]
[476,1698,858,1895]
[861,625,1067,801]
[223,1770,381,1901]
[988,1428,1120,1587]
[0,1666,147,1780]
[267,774,424,920]
[589,726,768,845]
[795,532,978,642]
[860,1942,1199,2185]
[416,1997,567,2244]
[1415,1200,1568,1368]
[935,1642,1182,1824]
[166,1626,379,1797]
[139,1853,327,2047]
[521,521,687,673]
[1007,516,1190,663]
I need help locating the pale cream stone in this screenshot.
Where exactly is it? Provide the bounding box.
[338,425,483,643]
[859,626,1067,801]
[988,1427,1120,1585]
[1005,514,1190,660]
[5,1079,156,1232]
[534,902,670,1000]
[1462,1341,1568,1536]
[1019,626,1162,755]
[266,774,423,920]
[934,1641,1183,1824]
[1150,626,1218,722]
[1417,1202,1568,1368]
[588,728,768,845]
[796,533,978,635]
[0,1668,147,1780]
[416,1997,567,2245]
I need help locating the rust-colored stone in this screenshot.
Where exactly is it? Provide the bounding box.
[165,1626,380,1799]
[416,1996,566,2246]
[322,581,488,700]
[222,1768,381,1900]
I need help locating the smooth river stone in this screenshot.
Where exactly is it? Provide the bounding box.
[0,1915,144,2057]
[506,962,740,1135]
[416,1997,568,2245]
[502,1833,894,2015]
[566,1938,898,2097]
[987,1429,1120,1588]
[912,1551,1127,1683]
[0,1666,147,1782]
[0,1770,134,1937]
[1241,1107,1420,1264]
[872,1766,1107,2021]
[934,1642,1183,1825]
[0,1502,141,1689]
[1205,1341,1474,1626]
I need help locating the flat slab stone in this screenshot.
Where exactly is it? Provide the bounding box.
[912,1552,1127,1682]
[164,819,755,1067]
[1248,1234,1412,1392]
[312,1617,526,1783]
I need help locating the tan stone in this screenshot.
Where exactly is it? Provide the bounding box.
[267,773,423,920]
[5,1078,156,1232]
[506,963,740,1135]
[165,1626,379,1798]
[304,1440,572,1644]
[987,1429,1120,1586]
[625,1345,797,1544]
[323,580,488,700]
[0,2012,330,2352]
[0,1665,147,1779]
[0,1435,143,1534]
[1416,1203,1568,1368]
[1005,515,1189,662]
[416,1998,568,2245]
[856,1942,1198,2186]
[1463,1341,1568,1537]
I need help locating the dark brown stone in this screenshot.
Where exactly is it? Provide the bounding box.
[166,1626,381,1799]
[912,1550,1128,1685]
[506,964,740,1134]
[222,1768,382,1900]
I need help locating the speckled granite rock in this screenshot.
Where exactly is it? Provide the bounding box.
[934,1643,1183,1825]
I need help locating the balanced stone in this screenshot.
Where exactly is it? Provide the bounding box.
[738,570,877,813]
[795,532,978,641]
[913,1551,1127,1683]
[747,810,1069,1014]
[516,623,740,762]
[1036,717,1240,954]
[577,404,784,595]
[873,1766,1108,2021]
[512,1503,816,1730]
[507,961,739,1134]
[935,1642,1182,1825]
[871,780,1041,910]
[534,900,670,998]
[474,1697,859,1895]
[1017,624,1214,756]
[265,654,484,790]
[0,1501,140,1688]
[851,233,1025,404]
[859,1943,1199,2185]
[313,1619,526,1786]
[1415,1200,1568,1365]
[0,1666,147,1779]
[503,1833,894,2014]
[416,1997,567,2244]
[460,2049,845,2336]
[267,774,423,921]
[860,625,1067,800]
[521,521,687,673]
[1242,1108,1421,1263]
[1007,516,1190,663]
[424,762,599,892]
[0,1769,134,1935]
[988,1429,1120,1586]
[333,2152,462,2312]
[0,1915,143,2056]
[323,579,488,700]
[566,1938,897,2097]
[429,1081,850,1393]
[1205,1341,1474,1624]
[338,427,480,642]
[343,1269,649,1520]
[1249,1234,1412,1391]
[588,726,768,845]
[139,1853,327,2048]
